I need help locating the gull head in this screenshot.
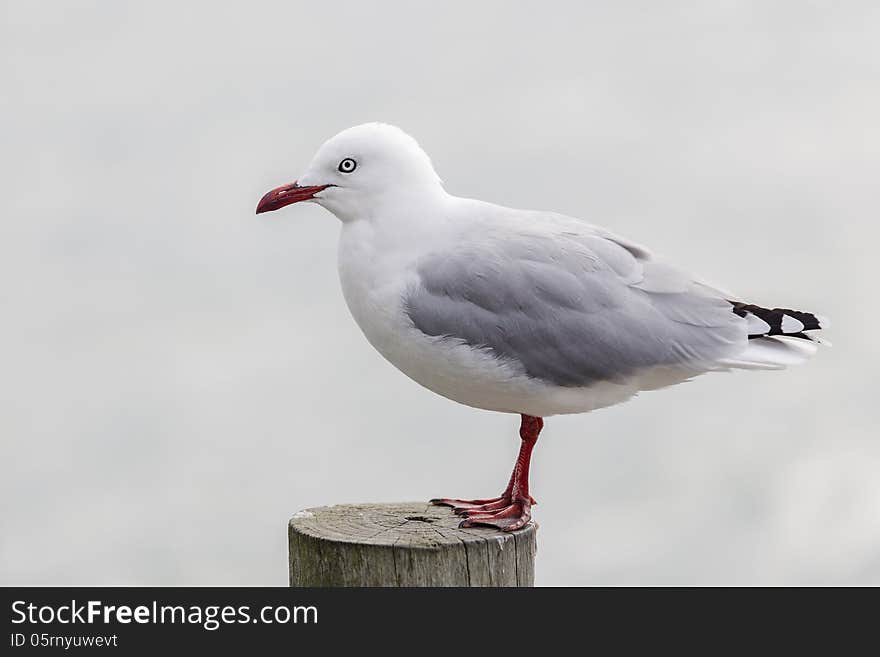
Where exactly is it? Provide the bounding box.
[256,123,443,222]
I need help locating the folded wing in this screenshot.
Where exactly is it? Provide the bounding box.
[404,224,756,388]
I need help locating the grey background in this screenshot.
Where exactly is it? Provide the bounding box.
[2,1,878,585]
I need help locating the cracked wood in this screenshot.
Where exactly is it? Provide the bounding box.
[288,502,537,587]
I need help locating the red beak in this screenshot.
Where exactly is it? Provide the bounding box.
[255,181,331,214]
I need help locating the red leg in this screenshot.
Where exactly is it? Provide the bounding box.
[431,414,543,532]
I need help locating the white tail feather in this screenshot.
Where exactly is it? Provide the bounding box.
[718,336,819,370]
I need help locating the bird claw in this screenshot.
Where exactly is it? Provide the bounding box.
[458,499,532,531]
[430,496,510,516]
[431,495,533,532]
[431,496,505,510]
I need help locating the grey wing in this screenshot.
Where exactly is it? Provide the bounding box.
[403,230,746,387]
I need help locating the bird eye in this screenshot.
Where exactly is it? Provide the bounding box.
[338,158,357,173]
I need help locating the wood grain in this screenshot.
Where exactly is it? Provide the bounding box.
[288,502,537,587]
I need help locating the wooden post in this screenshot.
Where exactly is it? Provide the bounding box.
[288,502,537,587]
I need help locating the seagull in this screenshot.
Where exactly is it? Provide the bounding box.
[256,123,827,532]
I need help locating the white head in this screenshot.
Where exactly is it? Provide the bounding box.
[256,123,444,222]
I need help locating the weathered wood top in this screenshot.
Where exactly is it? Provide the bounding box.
[288,502,537,586]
